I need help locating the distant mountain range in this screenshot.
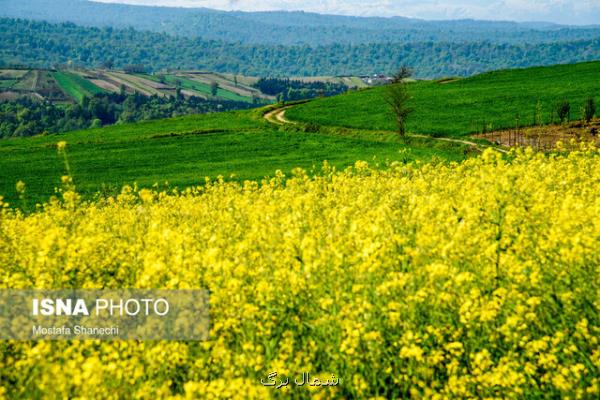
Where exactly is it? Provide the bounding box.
[2,18,599,78]
[1,0,600,45]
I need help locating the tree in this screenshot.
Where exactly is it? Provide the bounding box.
[534,99,543,126]
[210,81,219,97]
[556,100,571,124]
[123,64,146,74]
[102,58,114,70]
[392,66,413,84]
[384,67,414,136]
[583,97,596,124]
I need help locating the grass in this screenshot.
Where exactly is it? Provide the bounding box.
[52,71,106,102]
[287,61,600,137]
[0,110,468,206]
[6,61,596,206]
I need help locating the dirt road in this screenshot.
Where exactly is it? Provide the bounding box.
[263,103,507,153]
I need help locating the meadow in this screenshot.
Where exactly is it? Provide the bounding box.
[3,61,599,206]
[287,62,600,136]
[0,110,468,206]
[0,146,598,398]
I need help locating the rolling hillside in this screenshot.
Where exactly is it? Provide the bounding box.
[2,62,598,205]
[287,62,600,136]
[0,110,468,206]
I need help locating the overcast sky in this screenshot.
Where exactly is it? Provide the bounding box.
[94,1,600,25]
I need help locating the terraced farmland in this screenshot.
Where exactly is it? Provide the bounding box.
[145,74,256,102]
[0,67,371,104]
[52,71,106,102]
[179,72,270,101]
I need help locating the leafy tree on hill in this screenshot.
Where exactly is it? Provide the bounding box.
[583,97,596,123]
[210,81,219,97]
[556,100,571,123]
[392,66,413,84]
[384,67,414,137]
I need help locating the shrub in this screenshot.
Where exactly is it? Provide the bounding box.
[556,100,571,123]
[583,97,596,123]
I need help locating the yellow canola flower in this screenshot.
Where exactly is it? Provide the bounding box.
[0,147,598,398]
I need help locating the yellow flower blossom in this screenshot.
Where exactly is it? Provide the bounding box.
[0,148,598,398]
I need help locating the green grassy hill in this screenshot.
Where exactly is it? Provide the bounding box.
[0,110,467,206]
[3,61,598,206]
[286,62,600,136]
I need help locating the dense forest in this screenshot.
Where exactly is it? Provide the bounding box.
[2,0,600,46]
[253,78,349,101]
[2,19,600,78]
[0,93,255,138]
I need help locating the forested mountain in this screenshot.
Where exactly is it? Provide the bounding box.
[1,0,600,45]
[2,19,600,78]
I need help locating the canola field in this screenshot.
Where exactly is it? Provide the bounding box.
[0,145,598,399]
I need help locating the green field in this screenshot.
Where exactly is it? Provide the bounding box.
[52,71,106,102]
[287,62,600,136]
[3,61,598,206]
[153,74,253,102]
[0,79,16,89]
[0,110,468,205]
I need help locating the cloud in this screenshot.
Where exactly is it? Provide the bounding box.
[93,0,600,25]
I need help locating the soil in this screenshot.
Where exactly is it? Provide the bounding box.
[474,119,600,151]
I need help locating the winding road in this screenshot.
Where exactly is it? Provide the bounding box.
[263,102,507,153]
[263,105,296,125]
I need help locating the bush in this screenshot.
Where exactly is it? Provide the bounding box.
[556,100,571,123]
[583,97,596,123]
[556,100,571,124]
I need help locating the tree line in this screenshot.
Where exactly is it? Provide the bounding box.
[0,93,255,138]
[253,78,349,101]
[2,18,600,78]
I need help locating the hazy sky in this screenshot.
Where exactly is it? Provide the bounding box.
[94,1,600,25]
